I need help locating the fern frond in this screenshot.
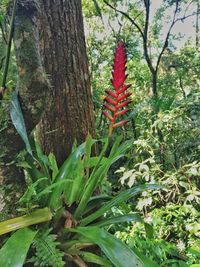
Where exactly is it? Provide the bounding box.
[30,228,65,267]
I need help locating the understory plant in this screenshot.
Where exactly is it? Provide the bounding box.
[0,41,162,267]
[111,97,200,266]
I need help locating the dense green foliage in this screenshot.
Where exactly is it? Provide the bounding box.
[0,0,199,266]
[82,0,200,266]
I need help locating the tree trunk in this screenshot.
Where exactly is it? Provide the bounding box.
[0,0,49,182]
[152,70,158,100]
[37,0,95,165]
[0,0,49,216]
[196,0,200,48]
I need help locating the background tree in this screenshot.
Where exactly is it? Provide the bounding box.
[0,0,199,265]
[37,0,96,165]
[0,0,95,183]
[0,0,95,226]
[82,2,200,264]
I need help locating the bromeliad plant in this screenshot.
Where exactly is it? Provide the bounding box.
[0,41,161,267]
[102,41,132,136]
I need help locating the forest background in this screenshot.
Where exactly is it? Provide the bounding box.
[0,0,199,266]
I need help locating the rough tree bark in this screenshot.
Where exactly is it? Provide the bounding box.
[0,0,49,219]
[14,0,49,132]
[37,0,96,165]
[0,0,49,184]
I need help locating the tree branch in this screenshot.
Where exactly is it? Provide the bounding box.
[155,0,180,73]
[155,1,199,73]
[184,0,195,17]
[175,11,198,23]
[104,0,155,74]
[143,0,155,74]
[104,0,145,39]
[143,0,150,38]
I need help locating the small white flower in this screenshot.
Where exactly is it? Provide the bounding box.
[177,240,186,252]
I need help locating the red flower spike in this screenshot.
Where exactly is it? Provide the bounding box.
[115,109,130,117]
[102,41,132,136]
[117,100,131,109]
[103,104,116,113]
[117,92,132,102]
[105,90,118,99]
[117,84,131,94]
[105,97,118,106]
[102,111,113,121]
[113,120,128,128]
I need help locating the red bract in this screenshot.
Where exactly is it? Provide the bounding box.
[103,41,132,136]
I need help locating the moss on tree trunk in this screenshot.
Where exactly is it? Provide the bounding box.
[0,0,49,217]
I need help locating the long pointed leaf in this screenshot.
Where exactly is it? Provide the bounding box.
[0,228,37,267]
[74,152,126,219]
[109,137,132,158]
[93,214,142,227]
[80,184,162,226]
[48,153,59,181]
[49,142,86,209]
[10,91,32,155]
[109,135,123,157]
[50,139,97,209]
[68,156,85,205]
[71,227,144,267]
[82,195,112,216]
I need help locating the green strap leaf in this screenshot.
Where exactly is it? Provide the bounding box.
[0,228,37,267]
[71,227,144,267]
[93,214,142,227]
[10,90,32,155]
[48,153,59,181]
[0,208,52,235]
[75,152,127,219]
[67,156,85,205]
[82,195,112,216]
[188,246,200,257]
[80,184,163,226]
[50,139,97,209]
